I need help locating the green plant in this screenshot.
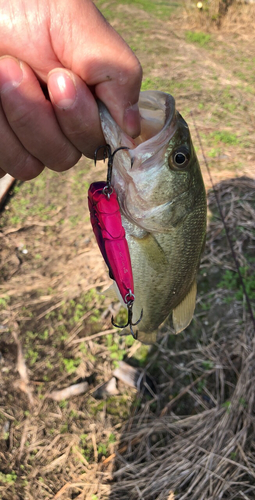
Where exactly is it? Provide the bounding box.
[210,130,239,145]
[108,433,116,444]
[208,147,221,158]
[185,31,211,47]
[97,442,107,456]
[80,434,88,446]
[39,329,49,340]
[25,349,38,366]
[202,360,214,370]
[0,471,17,484]
[239,397,247,408]
[197,380,206,393]
[218,267,255,301]
[59,400,68,408]
[79,342,88,355]
[124,335,136,347]
[69,409,78,418]
[0,295,10,309]
[222,401,231,413]
[97,0,179,20]
[73,303,85,323]
[60,424,68,433]
[63,357,81,374]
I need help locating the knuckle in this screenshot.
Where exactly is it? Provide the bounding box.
[3,96,52,133]
[132,58,143,83]
[7,102,39,130]
[47,148,81,172]
[123,51,143,84]
[10,154,44,180]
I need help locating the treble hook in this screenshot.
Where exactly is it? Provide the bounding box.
[94,144,111,166]
[111,301,143,339]
[94,144,130,187]
[107,146,129,186]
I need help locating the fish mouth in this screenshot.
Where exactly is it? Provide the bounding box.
[99,90,177,163]
[118,91,178,164]
[133,91,176,146]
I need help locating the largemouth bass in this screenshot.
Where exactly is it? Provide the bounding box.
[99,91,206,343]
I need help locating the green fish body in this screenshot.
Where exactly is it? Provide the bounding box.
[99,91,206,343]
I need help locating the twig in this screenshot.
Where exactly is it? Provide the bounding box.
[12,327,34,406]
[18,418,30,462]
[47,382,89,402]
[70,328,116,344]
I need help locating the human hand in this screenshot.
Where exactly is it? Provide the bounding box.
[0,0,142,180]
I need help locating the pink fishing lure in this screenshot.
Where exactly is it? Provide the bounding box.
[88,181,135,305]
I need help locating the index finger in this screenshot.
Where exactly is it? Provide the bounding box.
[49,0,142,137]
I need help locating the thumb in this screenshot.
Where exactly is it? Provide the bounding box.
[50,0,142,137]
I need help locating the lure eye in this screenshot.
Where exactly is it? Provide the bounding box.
[169,147,190,171]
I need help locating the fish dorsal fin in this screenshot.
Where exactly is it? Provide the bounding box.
[172,279,197,334]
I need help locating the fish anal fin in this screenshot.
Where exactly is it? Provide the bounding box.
[172,280,197,334]
[101,283,117,299]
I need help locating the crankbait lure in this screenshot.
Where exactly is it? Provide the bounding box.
[88,145,143,338]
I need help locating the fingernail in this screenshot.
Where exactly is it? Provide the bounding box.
[0,57,23,93]
[123,103,141,138]
[48,71,77,109]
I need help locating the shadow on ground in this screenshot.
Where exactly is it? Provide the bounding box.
[104,176,255,500]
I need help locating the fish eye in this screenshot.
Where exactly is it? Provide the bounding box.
[169,147,190,171]
[174,152,187,165]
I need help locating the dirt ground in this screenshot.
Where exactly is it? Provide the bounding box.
[0,1,255,499]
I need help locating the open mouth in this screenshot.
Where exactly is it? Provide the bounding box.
[131,91,176,148]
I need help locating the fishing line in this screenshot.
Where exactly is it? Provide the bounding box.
[191,111,255,333]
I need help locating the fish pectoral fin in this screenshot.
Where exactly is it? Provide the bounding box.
[101,283,117,299]
[172,280,197,334]
[102,282,126,306]
[135,233,168,272]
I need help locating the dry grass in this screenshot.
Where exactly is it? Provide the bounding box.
[183,0,255,34]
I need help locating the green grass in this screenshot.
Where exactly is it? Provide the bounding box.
[62,357,81,374]
[208,147,221,158]
[141,76,202,94]
[120,0,178,18]
[25,348,39,366]
[185,31,211,47]
[0,162,92,229]
[96,0,179,20]
[0,295,10,309]
[218,267,255,302]
[210,131,239,145]
[0,471,17,484]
